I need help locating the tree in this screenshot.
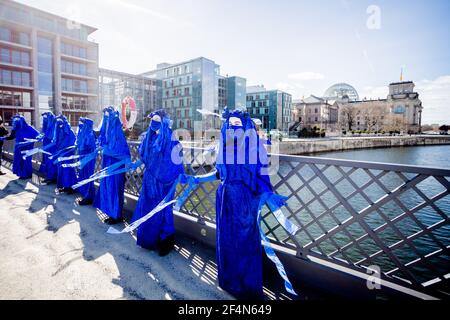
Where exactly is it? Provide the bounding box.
[439,125,449,133]
[339,105,356,131]
[361,106,387,133]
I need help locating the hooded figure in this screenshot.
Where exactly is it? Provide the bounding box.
[4,115,39,179]
[53,115,77,193]
[131,110,184,256]
[39,112,57,183]
[76,117,97,205]
[94,107,130,224]
[214,109,273,300]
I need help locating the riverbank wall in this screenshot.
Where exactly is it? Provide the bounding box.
[279,135,450,155]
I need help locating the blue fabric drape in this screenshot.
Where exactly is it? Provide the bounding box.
[76,117,97,200]
[215,108,273,300]
[132,110,184,249]
[94,107,130,220]
[38,112,57,181]
[10,115,39,178]
[53,116,77,188]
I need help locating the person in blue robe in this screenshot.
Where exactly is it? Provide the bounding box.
[94,107,131,224]
[1,115,39,179]
[131,110,184,256]
[53,115,77,194]
[216,109,274,299]
[39,112,57,184]
[189,108,274,299]
[75,117,97,205]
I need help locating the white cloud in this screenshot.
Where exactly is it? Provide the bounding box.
[288,72,325,81]
[416,76,450,125]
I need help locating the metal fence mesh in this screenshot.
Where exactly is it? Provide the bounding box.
[2,139,449,297]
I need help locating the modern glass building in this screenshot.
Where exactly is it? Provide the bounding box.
[226,76,246,111]
[246,85,292,133]
[0,0,99,127]
[99,68,161,136]
[141,57,246,131]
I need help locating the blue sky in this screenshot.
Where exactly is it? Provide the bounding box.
[18,0,450,124]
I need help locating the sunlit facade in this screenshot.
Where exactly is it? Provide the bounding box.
[0,0,99,127]
[142,57,246,131]
[246,85,292,133]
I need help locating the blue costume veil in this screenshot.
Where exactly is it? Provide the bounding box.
[10,115,39,179]
[53,115,77,189]
[39,112,57,181]
[76,117,97,200]
[93,107,131,220]
[215,108,273,299]
[132,110,184,249]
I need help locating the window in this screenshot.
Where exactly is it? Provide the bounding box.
[39,73,53,92]
[72,62,80,75]
[38,55,52,73]
[19,32,29,46]
[12,71,22,86]
[22,91,31,108]
[1,69,11,84]
[21,51,29,66]
[79,64,86,75]
[79,47,87,59]
[0,27,11,42]
[38,37,52,54]
[0,48,9,62]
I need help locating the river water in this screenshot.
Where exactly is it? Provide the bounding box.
[306,145,450,169]
[272,145,450,284]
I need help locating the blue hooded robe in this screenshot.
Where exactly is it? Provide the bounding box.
[94,108,130,220]
[53,116,77,189]
[215,109,273,300]
[9,115,40,179]
[38,112,57,181]
[132,110,184,250]
[76,117,97,201]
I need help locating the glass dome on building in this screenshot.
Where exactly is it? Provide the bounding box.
[324,83,359,101]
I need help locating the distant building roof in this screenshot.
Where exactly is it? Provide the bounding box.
[2,0,98,34]
[246,85,267,93]
[324,83,359,101]
[389,81,414,86]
